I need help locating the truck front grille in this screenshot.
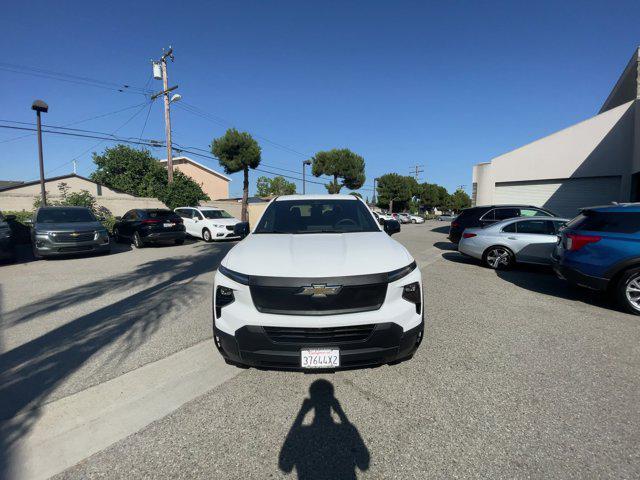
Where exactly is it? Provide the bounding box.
[250,283,387,315]
[263,324,376,344]
[51,231,95,243]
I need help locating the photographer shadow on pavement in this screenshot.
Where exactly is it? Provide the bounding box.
[279,379,370,480]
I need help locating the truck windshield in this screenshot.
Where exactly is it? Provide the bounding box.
[255,199,380,234]
[37,208,96,223]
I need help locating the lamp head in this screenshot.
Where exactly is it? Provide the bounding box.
[31,100,49,113]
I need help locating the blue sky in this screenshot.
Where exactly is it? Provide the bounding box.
[1,1,639,198]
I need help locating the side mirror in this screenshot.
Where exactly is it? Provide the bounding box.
[384,219,401,236]
[5,215,16,221]
[234,222,250,238]
[115,216,122,221]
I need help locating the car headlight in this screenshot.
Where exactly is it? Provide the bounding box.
[215,285,235,318]
[402,282,421,313]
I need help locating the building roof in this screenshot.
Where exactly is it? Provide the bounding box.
[0,180,24,190]
[0,173,97,192]
[222,196,268,203]
[158,156,231,182]
[599,47,640,114]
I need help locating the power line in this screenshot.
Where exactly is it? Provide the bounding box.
[0,62,153,95]
[0,124,163,148]
[0,101,149,145]
[138,101,155,141]
[175,102,313,159]
[171,144,376,192]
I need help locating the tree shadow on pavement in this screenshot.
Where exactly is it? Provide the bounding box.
[279,379,370,480]
[441,251,478,265]
[0,242,233,478]
[441,251,612,308]
[433,241,457,251]
[430,225,450,234]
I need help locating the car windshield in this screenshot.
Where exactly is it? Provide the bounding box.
[37,208,96,223]
[202,210,233,219]
[255,199,380,234]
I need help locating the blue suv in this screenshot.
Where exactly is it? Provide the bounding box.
[552,204,640,315]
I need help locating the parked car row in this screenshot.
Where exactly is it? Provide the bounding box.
[372,211,425,225]
[0,204,244,262]
[451,203,640,316]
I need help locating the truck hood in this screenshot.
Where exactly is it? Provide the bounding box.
[221,232,414,277]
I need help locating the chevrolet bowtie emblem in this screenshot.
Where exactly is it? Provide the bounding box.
[296,284,342,298]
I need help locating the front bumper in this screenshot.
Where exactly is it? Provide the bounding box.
[552,258,609,291]
[214,319,424,370]
[213,265,423,370]
[34,237,110,257]
[142,231,186,243]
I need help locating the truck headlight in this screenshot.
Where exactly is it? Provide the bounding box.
[402,282,421,313]
[215,286,235,318]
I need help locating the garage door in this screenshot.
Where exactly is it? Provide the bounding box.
[494,176,622,218]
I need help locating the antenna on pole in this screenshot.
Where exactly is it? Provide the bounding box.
[409,164,424,181]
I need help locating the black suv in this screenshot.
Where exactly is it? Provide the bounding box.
[448,205,556,244]
[113,209,185,248]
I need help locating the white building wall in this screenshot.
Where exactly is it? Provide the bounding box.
[473,100,636,209]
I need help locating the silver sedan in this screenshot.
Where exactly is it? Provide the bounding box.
[458,216,569,269]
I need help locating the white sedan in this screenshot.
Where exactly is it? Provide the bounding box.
[174,206,241,242]
[409,215,425,224]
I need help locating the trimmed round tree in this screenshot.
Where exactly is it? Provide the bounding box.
[311,148,365,194]
[211,128,261,221]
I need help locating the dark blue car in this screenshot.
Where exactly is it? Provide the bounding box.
[552,204,640,315]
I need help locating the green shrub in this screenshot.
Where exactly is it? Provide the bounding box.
[2,210,34,224]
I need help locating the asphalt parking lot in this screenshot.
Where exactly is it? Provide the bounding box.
[1,222,639,479]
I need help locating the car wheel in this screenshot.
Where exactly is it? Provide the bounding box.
[32,244,42,260]
[483,246,514,270]
[617,267,640,315]
[411,219,416,224]
[202,228,212,242]
[133,232,144,249]
[175,238,185,245]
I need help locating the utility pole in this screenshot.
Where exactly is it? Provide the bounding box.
[409,164,424,182]
[153,47,177,183]
[372,178,378,205]
[302,159,311,194]
[32,100,49,206]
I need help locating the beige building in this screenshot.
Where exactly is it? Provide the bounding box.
[0,174,166,215]
[159,156,230,200]
[473,48,640,217]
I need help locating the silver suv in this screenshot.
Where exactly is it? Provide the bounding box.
[31,206,110,258]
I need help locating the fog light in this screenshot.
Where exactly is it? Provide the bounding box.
[215,286,235,318]
[36,240,45,247]
[402,282,421,313]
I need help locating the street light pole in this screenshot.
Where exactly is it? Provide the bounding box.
[302,159,312,194]
[32,100,49,206]
[372,177,378,205]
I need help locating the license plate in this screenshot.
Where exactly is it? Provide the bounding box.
[300,349,340,369]
[163,223,174,228]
